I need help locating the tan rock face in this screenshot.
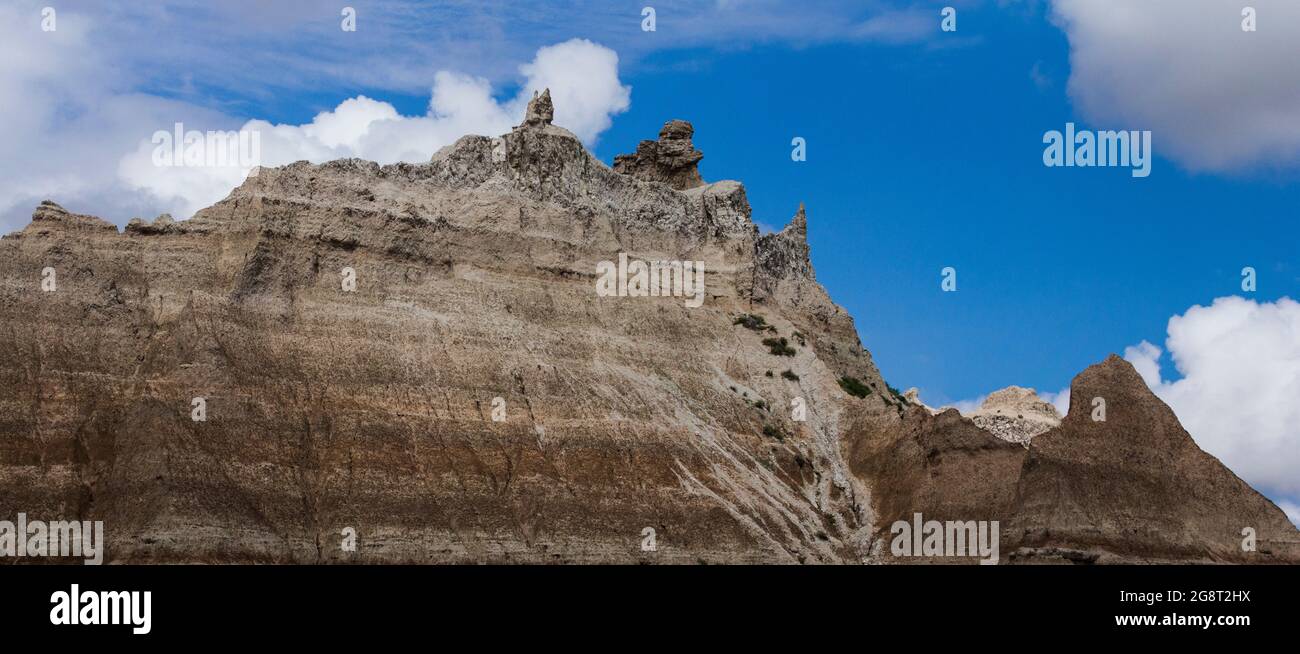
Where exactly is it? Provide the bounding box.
[968,386,1061,446]
[0,111,1294,564]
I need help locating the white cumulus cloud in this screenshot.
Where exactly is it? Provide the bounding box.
[1123,297,1300,510]
[1050,0,1300,173]
[0,1,234,232]
[1122,340,1163,388]
[117,38,631,220]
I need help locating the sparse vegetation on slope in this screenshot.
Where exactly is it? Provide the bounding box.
[762,337,796,357]
[838,376,871,398]
[733,313,774,332]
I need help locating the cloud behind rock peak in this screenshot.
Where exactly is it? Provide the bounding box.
[1123,296,1300,507]
[117,38,631,220]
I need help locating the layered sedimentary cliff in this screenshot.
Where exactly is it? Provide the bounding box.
[1,95,1295,564]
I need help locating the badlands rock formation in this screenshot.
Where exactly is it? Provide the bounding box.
[0,95,1295,564]
[967,386,1061,446]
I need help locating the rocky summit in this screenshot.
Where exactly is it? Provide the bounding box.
[968,386,1061,446]
[1,96,1296,564]
[613,119,706,191]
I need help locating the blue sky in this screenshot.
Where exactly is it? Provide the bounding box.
[4,0,1298,521]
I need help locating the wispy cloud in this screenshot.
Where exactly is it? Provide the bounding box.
[39,1,946,108]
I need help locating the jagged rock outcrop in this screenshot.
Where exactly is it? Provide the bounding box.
[967,386,1061,446]
[517,88,554,129]
[25,200,117,235]
[125,213,176,235]
[902,388,939,415]
[755,204,812,286]
[613,119,705,190]
[1,101,1294,564]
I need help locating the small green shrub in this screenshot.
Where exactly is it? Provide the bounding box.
[781,370,800,381]
[762,424,786,441]
[762,337,796,357]
[838,376,871,398]
[886,384,908,405]
[733,314,768,331]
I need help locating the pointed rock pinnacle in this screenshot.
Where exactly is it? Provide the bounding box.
[520,88,554,128]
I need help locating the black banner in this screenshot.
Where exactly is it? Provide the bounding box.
[1,564,1293,644]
